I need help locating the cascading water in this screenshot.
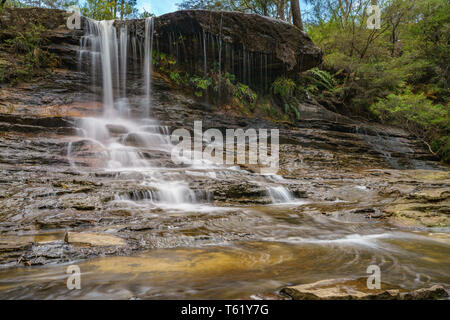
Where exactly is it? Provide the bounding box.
[73,18,297,207]
[143,17,154,117]
[73,18,200,207]
[267,186,294,204]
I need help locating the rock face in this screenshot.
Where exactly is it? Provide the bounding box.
[151,10,322,74]
[0,8,448,299]
[2,8,322,79]
[1,8,321,91]
[115,10,322,86]
[0,8,83,69]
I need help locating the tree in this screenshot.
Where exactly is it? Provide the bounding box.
[11,0,76,8]
[81,0,138,20]
[140,9,154,18]
[290,0,303,30]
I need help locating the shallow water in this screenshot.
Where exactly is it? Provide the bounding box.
[0,205,449,299]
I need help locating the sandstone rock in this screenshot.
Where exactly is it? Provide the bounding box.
[116,10,322,82]
[281,278,401,300]
[64,232,126,247]
[383,186,450,227]
[403,285,448,300]
[281,278,448,300]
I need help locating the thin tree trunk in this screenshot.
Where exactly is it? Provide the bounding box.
[276,0,286,21]
[291,0,303,30]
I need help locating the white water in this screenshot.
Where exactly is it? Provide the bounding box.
[267,186,294,203]
[143,17,154,117]
[73,18,297,207]
[74,19,199,205]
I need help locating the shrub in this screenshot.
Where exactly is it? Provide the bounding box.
[3,24,55,82]
[271,77,296,98]
[371,89,450,162]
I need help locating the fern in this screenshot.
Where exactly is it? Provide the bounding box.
[306,68,335,91]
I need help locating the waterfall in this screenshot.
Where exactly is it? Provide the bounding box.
[203,29,207,75]
[74,18,300,210]
[143,17,154,117]
[73,18,207,208]
[119,26,128,98]
[267,186,294,203]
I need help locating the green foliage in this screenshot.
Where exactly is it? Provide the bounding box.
[371,89,450,162]
[303,0,449,162]
[299,67,336,98]
[152,51,177,72]
[3,23,55,83]
[6,24,45,53]
[81,0,140,20]
[233,83,257,103]
[190,75,211,97]
[7,0,76,9]
[271,77,296,98]
[270,77,302,121]
[140,9,154,18]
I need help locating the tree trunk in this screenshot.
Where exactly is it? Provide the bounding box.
[275,0,286,21]
[290,0,303,30]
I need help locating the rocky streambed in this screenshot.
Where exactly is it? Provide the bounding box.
[0,8,448,299]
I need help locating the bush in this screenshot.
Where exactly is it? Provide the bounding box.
[2,24,55,83]
[271,77,296,98]
[371,89,450,162]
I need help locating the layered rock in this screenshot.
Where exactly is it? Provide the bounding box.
[0,8,83,68]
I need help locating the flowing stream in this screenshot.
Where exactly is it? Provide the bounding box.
[0,19,448,299]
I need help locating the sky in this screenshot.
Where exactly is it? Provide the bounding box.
[137,0,179,16]
[136,1,310,17]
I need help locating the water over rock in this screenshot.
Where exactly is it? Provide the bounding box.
[148,10,322,75]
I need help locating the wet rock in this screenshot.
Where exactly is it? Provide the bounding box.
[117,10,322,80]
[402,285,448,300]
[64,231,126,247]
[383,185,450,227]
[61,195,98,211]
[281,278,448,300]
[106,124,129,135]
[281,278,401,300]
[35,218,97,229]
[407,188,450,202]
